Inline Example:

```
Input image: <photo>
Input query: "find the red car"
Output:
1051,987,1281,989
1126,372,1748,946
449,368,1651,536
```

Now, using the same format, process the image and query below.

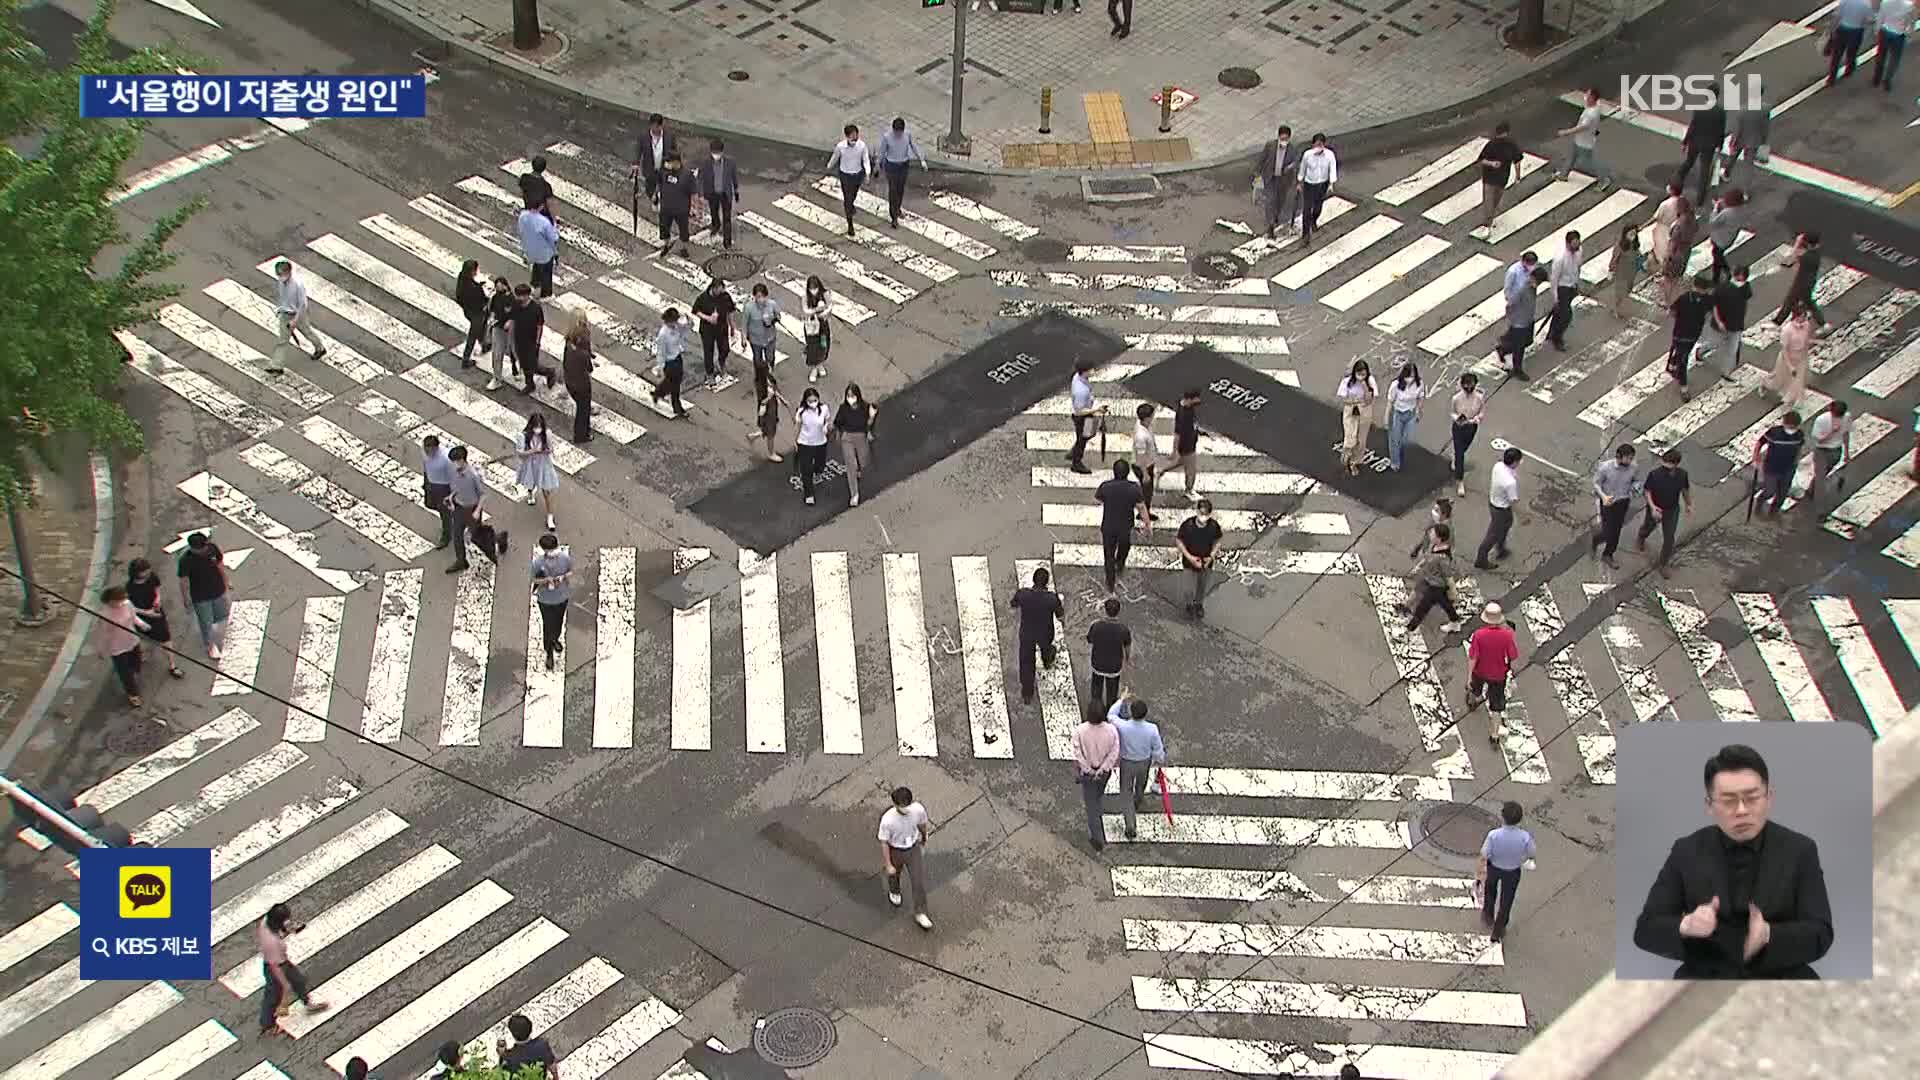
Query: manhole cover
1416,802,1500,859
1192,251,1247,281
1218,66,1262,90
106,720,173,756
727,69,750,81
703,252,759,281
1086,176,1158,197
753,1006,836,1067
1019,237,1073,263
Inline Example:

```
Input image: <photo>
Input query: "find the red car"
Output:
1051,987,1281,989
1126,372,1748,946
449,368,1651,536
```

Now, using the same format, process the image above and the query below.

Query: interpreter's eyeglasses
1711,792,1767,811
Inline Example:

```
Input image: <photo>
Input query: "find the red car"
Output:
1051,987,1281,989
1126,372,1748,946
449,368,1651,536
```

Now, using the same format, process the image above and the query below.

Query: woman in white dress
516,411,560,531
1645,180,1684,271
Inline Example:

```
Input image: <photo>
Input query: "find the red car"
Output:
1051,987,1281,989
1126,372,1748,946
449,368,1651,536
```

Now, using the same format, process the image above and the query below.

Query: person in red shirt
1466,602,1522,744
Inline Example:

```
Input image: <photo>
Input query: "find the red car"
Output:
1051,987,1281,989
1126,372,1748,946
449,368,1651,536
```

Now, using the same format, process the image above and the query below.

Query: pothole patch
1019,237,1073,263
1192,251,1248,281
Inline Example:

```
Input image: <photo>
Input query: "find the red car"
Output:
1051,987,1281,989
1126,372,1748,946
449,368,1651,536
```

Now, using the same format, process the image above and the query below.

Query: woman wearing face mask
794,388,832,505
1409,497,1453,558
1385,361,1423,472
833,383,878,507
516,412,561,531
755,372,789,464
125,558,184,680
1335,360,1377,476
454,259,489,369
485,276,516,391
802,275,832,382
1132,402,1158,530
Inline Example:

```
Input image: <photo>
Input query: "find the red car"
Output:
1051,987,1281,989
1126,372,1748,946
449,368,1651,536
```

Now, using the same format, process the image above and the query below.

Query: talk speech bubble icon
119,867,171,919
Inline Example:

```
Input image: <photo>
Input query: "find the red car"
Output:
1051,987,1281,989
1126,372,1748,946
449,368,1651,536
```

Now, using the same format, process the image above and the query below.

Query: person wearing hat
1466,602,1522,745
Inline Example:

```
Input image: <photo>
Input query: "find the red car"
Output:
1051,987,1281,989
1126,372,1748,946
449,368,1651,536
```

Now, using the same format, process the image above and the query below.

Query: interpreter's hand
1678,896,1719,939
1744,904,1771,960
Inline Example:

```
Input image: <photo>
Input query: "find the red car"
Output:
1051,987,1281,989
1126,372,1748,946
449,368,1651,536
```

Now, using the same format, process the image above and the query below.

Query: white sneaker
805,495,816,505
1440,620,1465,632
914,913,933,930
526,493,537,506
207,644,222,661
850,494,860,507
545,514,556,531
888,891,902,907
485,379,503,390
1456,480,1466,496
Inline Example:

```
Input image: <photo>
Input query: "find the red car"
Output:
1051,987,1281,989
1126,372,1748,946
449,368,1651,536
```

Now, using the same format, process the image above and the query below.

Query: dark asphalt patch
689,311,1129,552
1124,344,1450,517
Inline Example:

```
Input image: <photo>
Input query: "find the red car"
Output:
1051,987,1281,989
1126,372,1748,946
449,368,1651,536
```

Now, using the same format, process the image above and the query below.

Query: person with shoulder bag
562,313,595,444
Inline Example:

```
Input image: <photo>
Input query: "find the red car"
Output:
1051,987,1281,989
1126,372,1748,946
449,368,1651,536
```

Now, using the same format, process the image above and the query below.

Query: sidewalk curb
349,0,1673,181
1496,705,1920,1079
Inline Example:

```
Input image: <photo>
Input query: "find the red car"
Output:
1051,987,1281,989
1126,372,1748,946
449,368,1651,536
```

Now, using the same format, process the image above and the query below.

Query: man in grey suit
1255,124,1304,237
696,137,741,249
1724,93,1771,191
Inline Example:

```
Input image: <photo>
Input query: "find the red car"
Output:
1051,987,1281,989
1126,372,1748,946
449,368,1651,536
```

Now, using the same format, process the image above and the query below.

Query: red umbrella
1157,768,1174,825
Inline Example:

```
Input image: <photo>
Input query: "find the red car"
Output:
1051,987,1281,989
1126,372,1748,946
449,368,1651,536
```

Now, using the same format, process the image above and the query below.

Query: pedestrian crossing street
991,135,1920,576
0,750,740,1080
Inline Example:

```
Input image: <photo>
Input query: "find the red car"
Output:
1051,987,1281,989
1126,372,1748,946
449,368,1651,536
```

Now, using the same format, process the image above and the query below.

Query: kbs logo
1618,74,1764,112
119,866,171,919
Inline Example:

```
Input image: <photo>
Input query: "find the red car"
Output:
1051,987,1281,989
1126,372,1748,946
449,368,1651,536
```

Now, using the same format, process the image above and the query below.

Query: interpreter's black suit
1632,820,1832,979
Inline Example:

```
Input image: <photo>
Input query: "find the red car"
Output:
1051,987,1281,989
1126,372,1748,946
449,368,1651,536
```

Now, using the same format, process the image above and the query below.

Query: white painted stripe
1448,578,1549,783
762,263,877,325
772,193,957,282
211,809,409,944
1041,504,1348,535
0,959,84,1035
1743,265,1869,352
812,176,997,258
107,1019,235,1080
203,279,387,385
156,303,333,409
1520,589,1615,785
409,192,580,285
1026,427,1268,458
1368,254,1501,335
423,957,625,1080
285,595,343,741
278,879,513,1038
240,442,434,562
1885,600,1920,675
739,210,915,304
1525,315,1658,406
1721,401,1899,505
0,982,181,1080
439,558,495,747
1659,588,1762,722
1226,197,1356,265
1375,140,1483,205
1114,765,1452,801
1857,332,1920,397
1125,918,1500,965
1483,172,1594,243
1883,519,1920,569
1584,582,1679,723
1812,595,1906,736
739,551,786,753
1322,234,1450,311
1576,355,1671,430
1032,466,1313,494
671,595,712,752
362,568,424,743
504,159,699,248
1122,332,1290,355
547,292,692,418
295,417,427,507
1365,575,1473,779
1734,592,1835,723
1167,303,1283,326
0,906,77,974
1642,363,1768,448
588,547,638,749
399,365,595,472
115,140,238,202
25,707,256,850
1823,452,1918,540
1110,865,1472,907
1423,154,1547,225
951,556,1014,759
996,269,1270,295
1812,288,1920,375
1012,558,1079,760
456,175,632,266
1108,813,1406,847
255,258,442,361
327,918,568,1072
1142,1034,1511,1079
1417,289,1510,357
117,331,281,436
1055,543,1361,576
1000,298,1164,321
1540,188,1649,263
1133,974,1527,1027
126,741,305,848
812,552,863,755
522,587,567,751
884,552,938,757
1271,215,1402,288
556,996,683,1080
208,778,360,882
926,188,1037,240
1070,244,1187,263
178,471,362,593
354,390,523,495
1772,43,1881,118
233,1066,292,1080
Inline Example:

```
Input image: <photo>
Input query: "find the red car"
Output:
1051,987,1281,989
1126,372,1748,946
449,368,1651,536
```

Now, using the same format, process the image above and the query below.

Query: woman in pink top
93,586,149,708
1466,602,1522,744
1071,702,1122,851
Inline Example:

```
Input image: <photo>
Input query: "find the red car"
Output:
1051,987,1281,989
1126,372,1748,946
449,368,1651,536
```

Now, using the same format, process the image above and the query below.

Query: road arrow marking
142,0,220,27
1489,436,1576,477
1215,219,1254,236
164,529,255,569
1726,20,1815,69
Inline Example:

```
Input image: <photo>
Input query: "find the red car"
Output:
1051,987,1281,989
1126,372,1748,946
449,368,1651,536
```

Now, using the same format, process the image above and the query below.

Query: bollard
1158,85,1174,133
1040,86,1053,134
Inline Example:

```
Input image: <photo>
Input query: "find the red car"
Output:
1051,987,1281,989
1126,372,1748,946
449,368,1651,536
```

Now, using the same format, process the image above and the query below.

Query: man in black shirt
176,532,230,659
497,1014,561,1077
508,285,555,394
1636,448,1691,574
691,278,737,378
1476,121,1524,233
1700,264,1751,379
519,154,554,222
1770,231,1828,328
1095,459,1142,593
1175,498,1224,618
657,153,696,257
1086,597,1131,712
1667,273,1715,401
1753,410,1806,516
1009,566,1067,703
1170,388,1201,500
1675,104,1725,207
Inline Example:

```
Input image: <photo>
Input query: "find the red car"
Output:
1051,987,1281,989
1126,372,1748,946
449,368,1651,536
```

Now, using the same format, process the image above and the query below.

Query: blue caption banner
78,847,213,981
79,74,428,119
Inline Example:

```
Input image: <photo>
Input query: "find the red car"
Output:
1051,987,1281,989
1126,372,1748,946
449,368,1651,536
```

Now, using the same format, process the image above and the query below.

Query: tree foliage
0,0,204,506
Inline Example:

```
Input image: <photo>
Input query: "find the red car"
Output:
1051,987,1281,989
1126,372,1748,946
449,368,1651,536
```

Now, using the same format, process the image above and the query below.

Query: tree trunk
1514,0,1547,47
512,0,543,51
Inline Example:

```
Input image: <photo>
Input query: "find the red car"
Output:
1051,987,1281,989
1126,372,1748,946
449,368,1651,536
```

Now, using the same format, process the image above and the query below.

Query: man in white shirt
1555,86,1607,185
826,123,872,236
1875,0,1915,91
1296,132,1338,247
1807,400,1853,513
1067,358,1102,474
878,786,934,930
1474,447,1523,569
1545,231,1583,350
270,259,327,372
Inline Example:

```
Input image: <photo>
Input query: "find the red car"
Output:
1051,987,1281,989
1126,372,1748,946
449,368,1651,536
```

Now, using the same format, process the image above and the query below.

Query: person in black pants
1770,232,1828,328
691,277,737,379
1094,459,1141,593
695,138,739,249
1107,0,1132,37
561,317,594,444
507,286,555,394
1009,567,1066,704
1406,525,1463,633
1637,449,1691,576
656,153,695,257
1589,443,1638,569
1753,412,1807,516
1085,597,1130,713
1674,104,1725,208
1449,373,1484,497
454,259,489,369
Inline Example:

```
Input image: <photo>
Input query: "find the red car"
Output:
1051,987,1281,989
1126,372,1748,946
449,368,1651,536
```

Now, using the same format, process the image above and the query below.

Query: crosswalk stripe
295,417,427,506
590,548,638,749
240,442,435,561
1885,599,1920,671
926,188,1037,240
0,981,181,1080
178,472,364,593
399,365,596,472
525,573,567,749
761,262,877,325
1422,154,1548,226
363,568,425,743
1811,596,1905,736
738,210,916,304
327,917,568,1073
505,159,701,248
1132,974,1528,1027
1272,216,1403,289
1054,543,1362,576
1169,303,1283,326
118,331,282,436
772,193,958,282
1001,298,1163,321
1365,575,1473,780
440,559,496,747
1069,244,1186,263
1375,140,1483,205
1811,288,1920,375
1484,172,1595,243
1856,331,1920,397
1524,316,1658,405
1122,332,1291,354
811,177,997,258
354,390,524,495
424,957,625,1079
1040,504,1347,535
107,1018,234,1080
1539,188,1648,264
212,809,410,944
234,1066,291,1080
1108,813,1407,847
1368,253,1501,336
0,906,77,974
1032,465,1312,494
278,879,513,1039
1659,588,1761,722
1581,223,1657,286
1417,288,1509,357
456,175,632,267
993,268,1270,295
1720,402,1898,505
1323,234,1450,311
1823,452,1917,540
1025,429,1265,457
884,552,939,757
1585,583,1678,723
1142,1034,1512,1079
407,191,582,287
1227,196,1356,265
740,551,787,753
156,303,334,409
0,959,85,1035
811,552,864,755
123,742,306,850
1733,592,1836,723
258,258,442,362
544,293,687,416
1575,353,1672,431
1450,579,1548,782
952,556,1014,759
1116,765,1453,801
1124,917,1501,964
1642,363,1768,448
286,595,343,741
670,564,713,752
208,777,360,881
1012,559,1079,760
556,995,683,1079
1110,865,1473,907
203,279,387,384
1519,589,1615,784
1883,519,1920,569
1743,265,1868,351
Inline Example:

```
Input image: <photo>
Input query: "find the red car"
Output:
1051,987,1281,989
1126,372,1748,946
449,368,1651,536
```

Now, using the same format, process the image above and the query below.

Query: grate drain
753,1006,837,1067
